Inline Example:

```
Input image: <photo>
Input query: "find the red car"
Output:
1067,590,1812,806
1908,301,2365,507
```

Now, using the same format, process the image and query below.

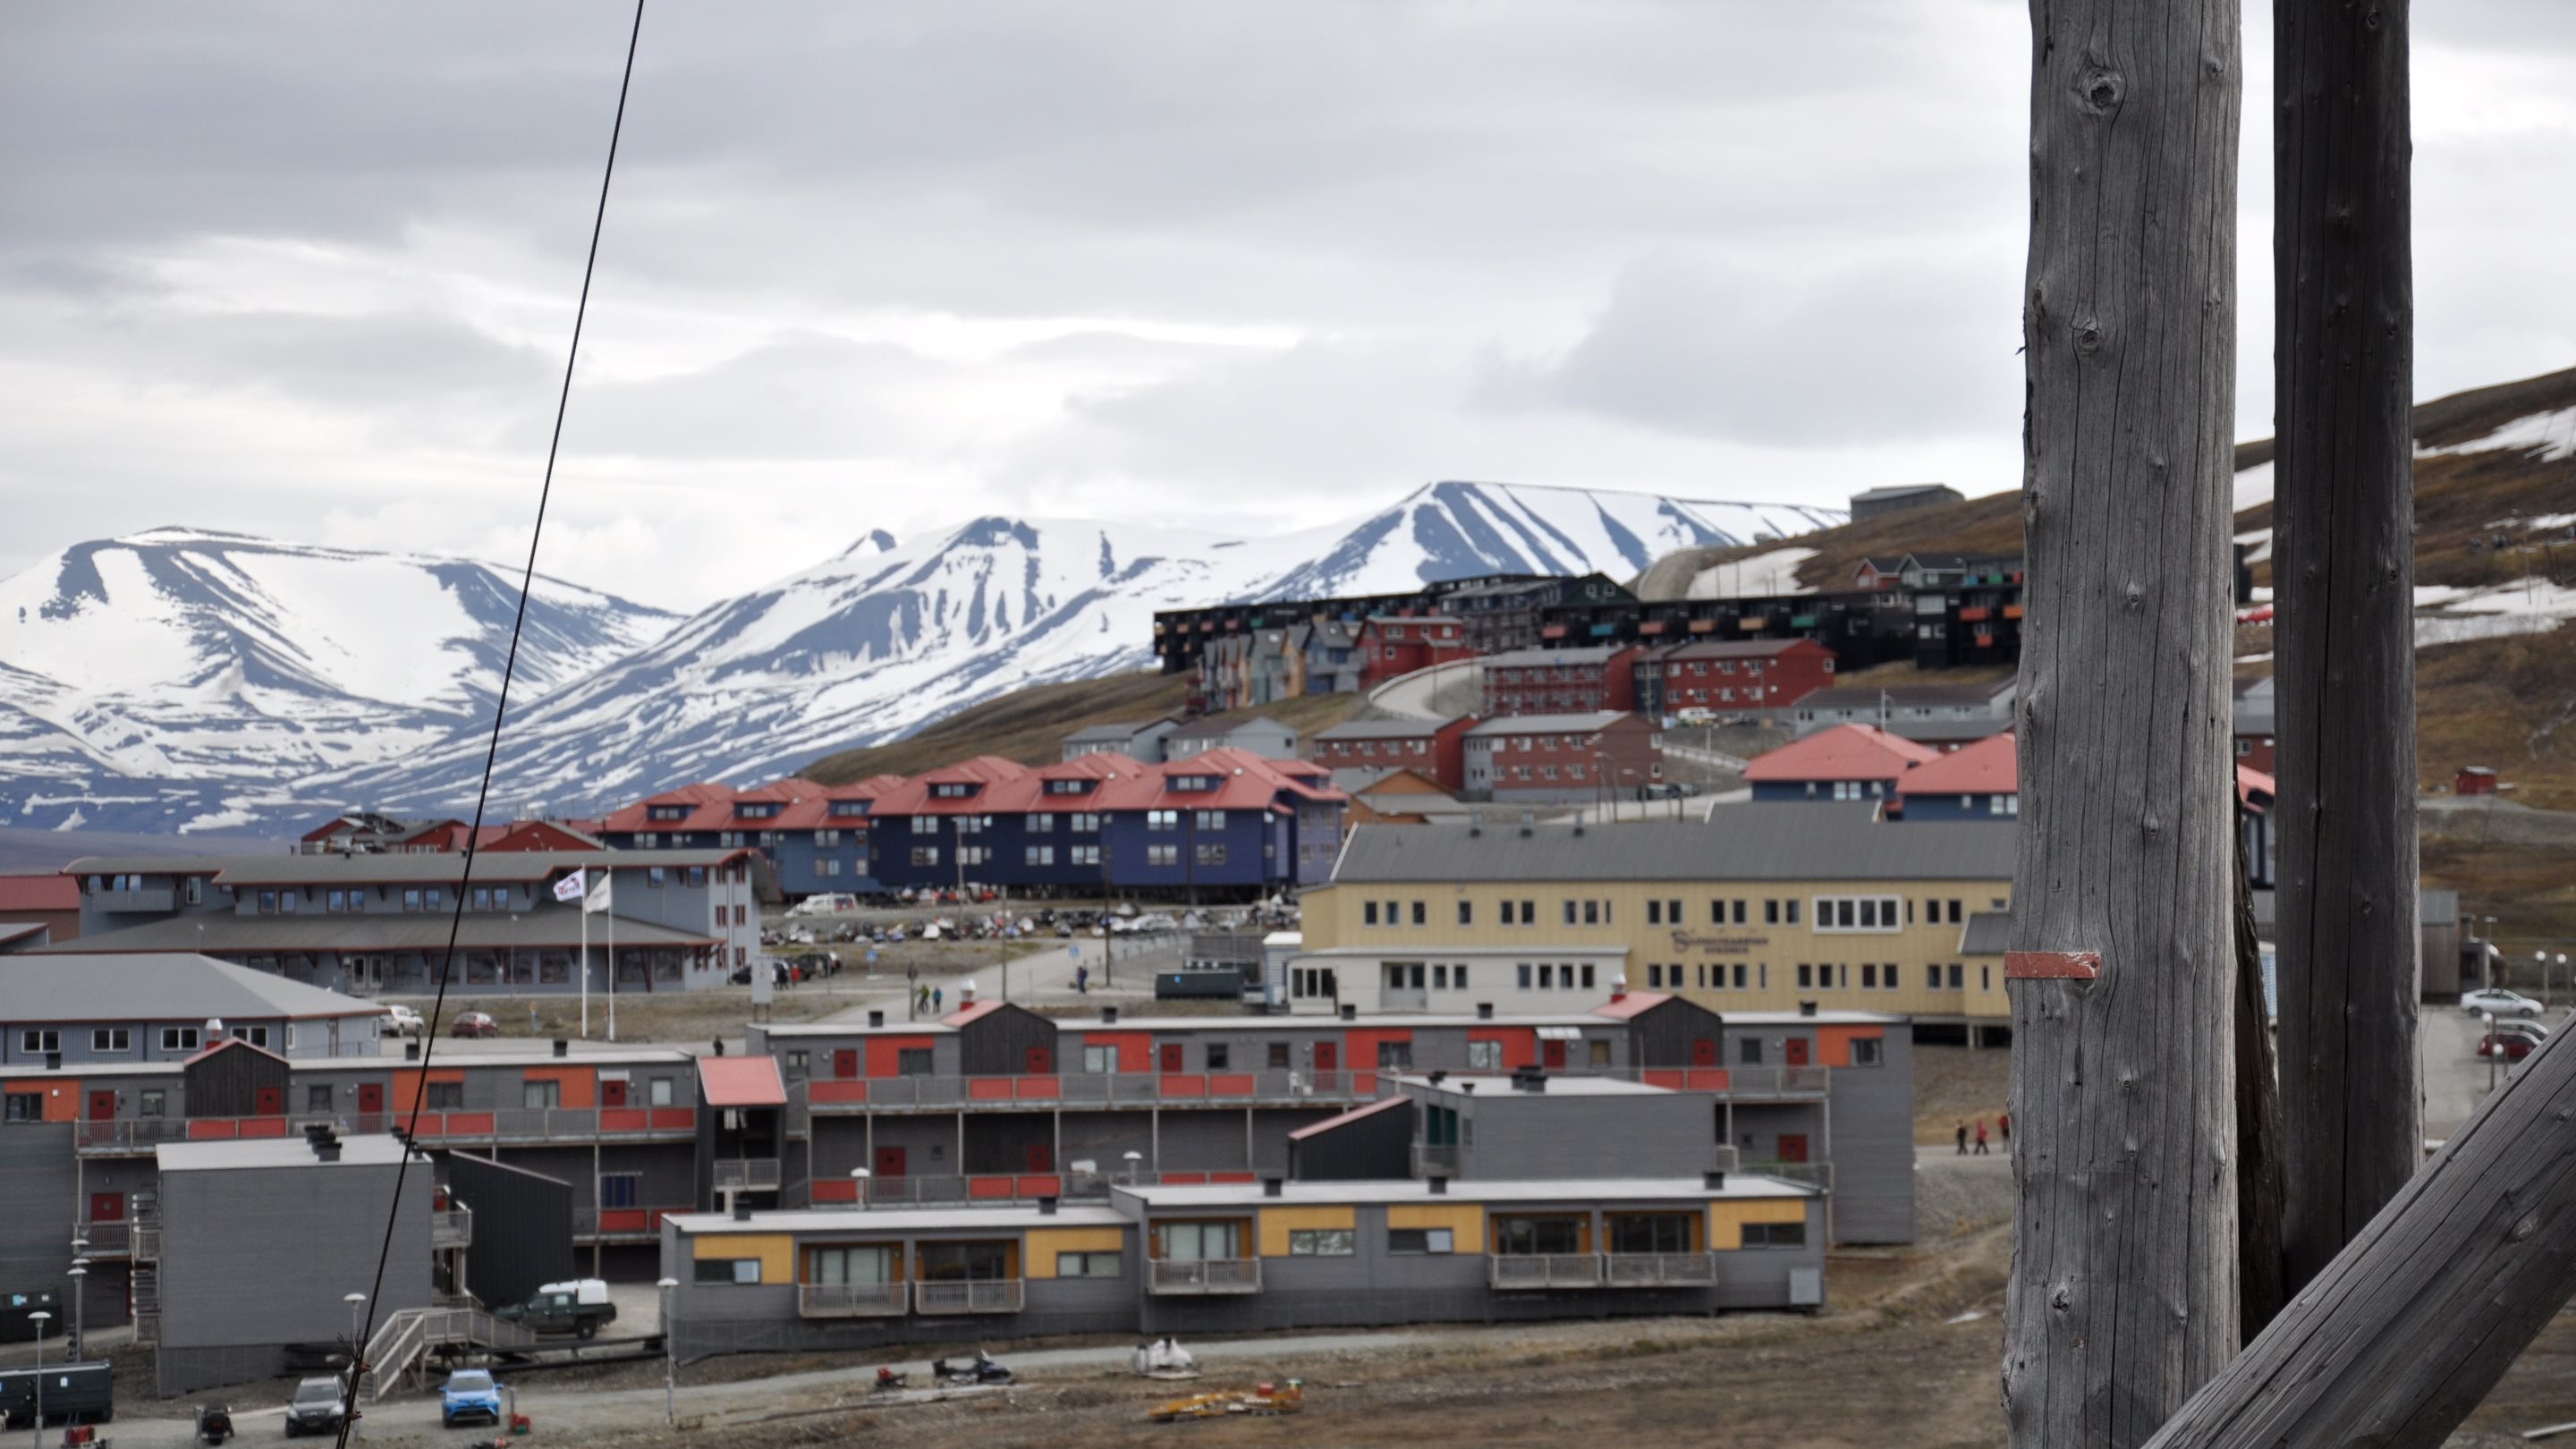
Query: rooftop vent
1461,1080,1477,1095
1610,977,1628,1001
868,1010,885,1029
1339,1004,1358,1021
1798,1000,1818,1018
1263,1177,1284,1199
1476,1002,1494,1020
1102,1005,1120,1024
1704,1170,1727,1191
733,1198,752,1222
1038,1195,1060,1216
1429,1177,1449,1195
404,1041,421,1062
959,979,979,1004
310,1126,342,1163
1427,1070,1447,1087
1509,1066,1547,1094
552,1038,570,1058
1519,811,1535,837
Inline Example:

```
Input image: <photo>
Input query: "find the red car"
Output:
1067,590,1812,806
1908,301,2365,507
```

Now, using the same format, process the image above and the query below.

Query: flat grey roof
1063,721,1166,742
208,849,750,885
1466,712,1631,736
1120,1175,1814,1208
1888,719,2013,744
1170,716,1290,739
63,855,232,876
1479,645,1627,667
1795,682,2011,712
1408,1073,1670,1097
0,953,391,1023
158,1134,416,1173
1330,804,2016,884
1313,717,1460,741
670,1205,1131,1234
40,905,713,954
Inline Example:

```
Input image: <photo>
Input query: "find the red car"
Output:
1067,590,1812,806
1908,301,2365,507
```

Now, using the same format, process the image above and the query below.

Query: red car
450,1012,500,1038
2477,1031,2538,1062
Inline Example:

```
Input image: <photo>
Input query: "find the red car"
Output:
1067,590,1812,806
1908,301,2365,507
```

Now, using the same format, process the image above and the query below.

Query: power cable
335,4,645,1441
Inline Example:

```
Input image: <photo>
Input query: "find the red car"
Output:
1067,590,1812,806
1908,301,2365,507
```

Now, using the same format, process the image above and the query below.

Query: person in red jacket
1973,1119,1991,1155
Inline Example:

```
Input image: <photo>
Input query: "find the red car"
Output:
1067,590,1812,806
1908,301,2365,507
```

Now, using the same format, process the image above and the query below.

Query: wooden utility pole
2004,0,2241,1443
2272,0,2421,1294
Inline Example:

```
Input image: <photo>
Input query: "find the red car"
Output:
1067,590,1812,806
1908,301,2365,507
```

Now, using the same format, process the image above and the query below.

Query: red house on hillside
1355,614,1472,690
1479,644,1643,717
1309,715,1479,792
1633,638,1835,718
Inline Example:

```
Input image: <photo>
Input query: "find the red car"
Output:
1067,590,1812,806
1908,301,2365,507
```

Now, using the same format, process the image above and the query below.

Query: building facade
1309,716,1478,794
1479,645,1642,717
1632,639,1836,720
1462,713,1663,804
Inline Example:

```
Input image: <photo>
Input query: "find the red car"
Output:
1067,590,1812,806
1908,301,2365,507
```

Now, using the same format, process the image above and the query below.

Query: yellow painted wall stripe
1257,1205,1357,1258
688,1232,794,1284
1386,1203,1485,1254
1025,1226,1129,1279
1707,1198,1809,1250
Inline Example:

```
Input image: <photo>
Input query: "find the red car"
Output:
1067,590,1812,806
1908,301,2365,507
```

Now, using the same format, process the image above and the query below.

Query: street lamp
656,1277,681,1426
66,1262,85,1361
27,1311,50,1448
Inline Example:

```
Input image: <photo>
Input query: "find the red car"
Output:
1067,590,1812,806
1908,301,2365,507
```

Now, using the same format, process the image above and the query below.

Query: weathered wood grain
2143,1030,2576,1448
2272,0,2421,1296
2005,2,2243,1445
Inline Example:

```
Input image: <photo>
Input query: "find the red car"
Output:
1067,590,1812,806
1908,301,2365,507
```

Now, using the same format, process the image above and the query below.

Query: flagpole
580,881,591,1039
607,879,618,1044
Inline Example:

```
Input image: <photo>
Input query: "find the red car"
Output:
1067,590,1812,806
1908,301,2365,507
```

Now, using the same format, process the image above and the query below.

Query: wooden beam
2142,1038,2576,1448
2272,0,2421,1294
2004,0,2243,1443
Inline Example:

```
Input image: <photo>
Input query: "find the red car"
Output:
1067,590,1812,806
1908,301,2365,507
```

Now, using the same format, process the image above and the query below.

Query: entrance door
1313,1041,1337,1074
598,1079,628,1107
1158,1043,1184,1072
87,1090,116,1122
253,1085,284,1116
89,1191,125,1224
1690,1038,1718,1068
832,1049,859,1080
1777,1133,1809,1164
358,1082,386,1115
1541,1039,1566,1072
873,1146,907,1179
1025,1046,1053,1075
1025,1142,1055,1173
1784,1038,1810,1068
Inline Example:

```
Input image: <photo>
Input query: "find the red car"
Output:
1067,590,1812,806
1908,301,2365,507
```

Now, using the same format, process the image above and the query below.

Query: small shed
182,1038,292,1120
2456,766,2499,796
1285,1096,1414,1182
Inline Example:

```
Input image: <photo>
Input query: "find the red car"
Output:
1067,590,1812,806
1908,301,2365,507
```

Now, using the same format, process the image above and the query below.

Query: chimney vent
1339,1004,1357,1021
1798,1000,1818,1018
1428,1177,1449,1195
1038,1195,1060,1216
1427,1070,1447,1086
1704,1170,1727,1191
315,1141,342,1164
1610,977,1627,1001
1476,1002,1494,1020
1262,1177,1284,1198
733,1198,752,1222
1102,1005,1120,1023
552,1038,569,1059
868,1010,885,1029
1510,1066,1547,1093
405,1041,422,1061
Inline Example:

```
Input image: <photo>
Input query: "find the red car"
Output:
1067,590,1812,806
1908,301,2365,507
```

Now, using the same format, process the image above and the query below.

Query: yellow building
1303,803,2016,1037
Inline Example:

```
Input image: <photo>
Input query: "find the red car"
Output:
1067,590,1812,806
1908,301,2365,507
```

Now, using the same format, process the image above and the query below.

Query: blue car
440,1369,504,1428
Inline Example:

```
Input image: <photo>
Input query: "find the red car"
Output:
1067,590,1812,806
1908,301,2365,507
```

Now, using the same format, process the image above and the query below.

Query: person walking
1075,963,1089,996
1974,1119,1991,1155
916,983,929,1014
2000,1111,2012,1148
932,986,943,1013
1955,1121,1968,1155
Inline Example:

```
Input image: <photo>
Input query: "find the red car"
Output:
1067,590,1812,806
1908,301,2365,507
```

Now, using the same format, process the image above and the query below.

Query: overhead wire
335,3,647,1442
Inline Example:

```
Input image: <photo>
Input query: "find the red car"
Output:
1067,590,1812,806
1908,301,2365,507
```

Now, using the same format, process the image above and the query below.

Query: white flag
552,869,587,905
584,872,614,915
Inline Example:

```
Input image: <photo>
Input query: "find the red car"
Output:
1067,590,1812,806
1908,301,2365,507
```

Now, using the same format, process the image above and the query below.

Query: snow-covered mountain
0,529,677,831
0,484,1835,831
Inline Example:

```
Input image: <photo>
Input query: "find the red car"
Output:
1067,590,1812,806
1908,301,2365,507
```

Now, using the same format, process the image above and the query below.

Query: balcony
801,1069,1381,1113
92,887,174,913
914,1279,1024,1316
1380,987,1428,1013
797,1283,907,1318
1604,1253,1717,1288
572,1206,686,1241
713,1157,783,1193
431,1204,473,1250
1411,1143,1460,1177
1488,1254,1605,1290
75,1219,133,1257
1148,1258,1262,1295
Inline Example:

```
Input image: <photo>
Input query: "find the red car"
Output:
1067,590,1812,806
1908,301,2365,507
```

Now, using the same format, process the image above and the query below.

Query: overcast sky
3,2,2570,613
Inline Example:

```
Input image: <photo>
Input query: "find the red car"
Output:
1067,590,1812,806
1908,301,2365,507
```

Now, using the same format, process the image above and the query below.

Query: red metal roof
697,1056,788,1108
1741,724,1941,784
1285,1094,1409,1140
941,999,1007,1028
1589,989,1676,1021
183,1035,291,1069
1894,730,2018,798
0,874,79,913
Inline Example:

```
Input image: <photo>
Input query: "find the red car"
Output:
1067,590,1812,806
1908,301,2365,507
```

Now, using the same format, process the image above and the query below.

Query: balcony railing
431,1204,473,1250
92,887,174,913
74,1106,700,1156
914,1279,1023,1315
1604,1252,1717,1287
74,1219,132,1257
1379,988,1428,1012
571,1205,687,1241
1148,1258,1262,1295
1488,1254,1605,1290
1411,1143,1460,1177
714,1157,783,1192
797,1283,907,1318
797,1063,1830,1114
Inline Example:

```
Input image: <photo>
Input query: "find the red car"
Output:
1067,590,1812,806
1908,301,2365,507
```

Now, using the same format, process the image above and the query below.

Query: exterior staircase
359,1307,538,1402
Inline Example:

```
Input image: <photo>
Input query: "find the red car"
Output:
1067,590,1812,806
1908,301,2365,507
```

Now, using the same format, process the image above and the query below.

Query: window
805,1244,896,1285
687,866,709,887
1388,1226,1455,1255
1457,901,1473,926
1539,964,1554,989
426,1081,465,1109
1468,1040,1502,1071
1072,844,1102,867
1148,809,1178,831
648,868,669,888
184,877,205,905
911,847,940,868
1084,1045,1118,1073
1735,963,1750,989
1148,844,1179,867
1028,813,1055,834
1742,1221,1808,1249
1363,902,1379,926
307,1084,335,1113
783,1050,809,1079
3,1094,39,1123
1156,1221,1242,1260
1268,1042,1292,1070
649,1077,676,1106
1194,810,1226,830
1072,813,1102,833
896,1048,934,1076
230,1026,269,1047
1206,1044,1230,1071
1288,1229,1355,1256
91,1028,130,1053
1194,843,1225,866
1796,965,1812,989
1928,964,1945,989
1056,1250,1123,1277
21,1029,60,1054
1815,895,1902,933
1377,1039,1413,1070
1740,1038,1764,1065
1456,964,1470,990
695,1258,762,1285
1861,963,1877,989
160,1027,201,1053
1024,845,1055,868
139,1089,165,1117
1852,1037,1885,1066
1410,900,1425,926
523,1080,562,1110
1646,964,1662,988
1949,963,1965,989
911,817,936,835
1518,963,1532,989
1765,900,1780,925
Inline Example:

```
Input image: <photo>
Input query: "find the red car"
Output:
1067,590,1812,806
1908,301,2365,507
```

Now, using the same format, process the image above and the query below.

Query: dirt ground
1911,1044,2011,1146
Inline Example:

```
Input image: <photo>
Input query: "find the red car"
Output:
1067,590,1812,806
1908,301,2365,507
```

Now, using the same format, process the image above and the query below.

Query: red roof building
1354,614,1473,690
697,1056,789,1108
0,873,81,945
1743,724,1940,802
1633,638,1836,719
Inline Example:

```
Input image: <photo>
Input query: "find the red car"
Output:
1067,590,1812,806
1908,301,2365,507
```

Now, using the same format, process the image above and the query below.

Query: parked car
2477,1031,2539,1062
2492,1018,2551,1042
439,1370,504,1428
382,1004,424,1038
494,1279,618,1340
2462,988,2546,1019
282,1377,345,1437
449,1012,499,1039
